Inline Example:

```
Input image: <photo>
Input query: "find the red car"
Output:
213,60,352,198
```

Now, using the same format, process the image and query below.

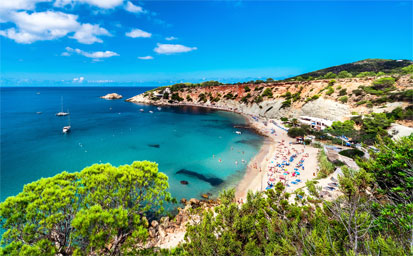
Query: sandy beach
235,116,320,201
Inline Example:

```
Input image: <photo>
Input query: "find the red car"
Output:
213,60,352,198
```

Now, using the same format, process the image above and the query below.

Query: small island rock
100,93,123,100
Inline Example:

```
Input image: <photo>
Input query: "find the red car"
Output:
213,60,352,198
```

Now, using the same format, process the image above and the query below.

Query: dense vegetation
0,161,173,256
181,136,412,255
287,59,412,81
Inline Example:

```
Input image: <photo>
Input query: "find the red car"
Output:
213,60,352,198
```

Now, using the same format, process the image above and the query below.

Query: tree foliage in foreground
0,161,173,256
357,135,413,245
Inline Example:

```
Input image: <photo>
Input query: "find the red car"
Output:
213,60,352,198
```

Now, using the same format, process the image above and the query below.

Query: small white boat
62,111,71,133
63,125,71,133
157,107,162,111
149,111,154,114
235,131,242,135
139,109,144,112
56,112,69,116
36,112,42,114
56,97,69,116
36,92,40,95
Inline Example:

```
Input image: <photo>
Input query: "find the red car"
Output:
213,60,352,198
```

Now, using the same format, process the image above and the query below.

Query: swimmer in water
235,161,238,165
219,158,222,162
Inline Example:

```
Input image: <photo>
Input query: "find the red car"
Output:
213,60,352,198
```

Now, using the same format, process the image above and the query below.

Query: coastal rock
151,220,159,228
149,228,156,238
180,198,187,204
100,93,123,100
160,216,170,228
158,227,167,238
189,198,200,205
201,194,209,199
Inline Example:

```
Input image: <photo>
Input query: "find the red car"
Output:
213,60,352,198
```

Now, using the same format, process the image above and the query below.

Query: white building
298,116,333,131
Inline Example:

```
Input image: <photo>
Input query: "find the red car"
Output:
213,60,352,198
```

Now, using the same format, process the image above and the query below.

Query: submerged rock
176,169,223,186
100,93,123,100
148,144,160,148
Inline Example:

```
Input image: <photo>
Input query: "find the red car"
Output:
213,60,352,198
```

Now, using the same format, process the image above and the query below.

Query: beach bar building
298,116,333,131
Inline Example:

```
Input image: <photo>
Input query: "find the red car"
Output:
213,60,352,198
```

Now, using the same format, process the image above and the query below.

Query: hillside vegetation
128,60,413,128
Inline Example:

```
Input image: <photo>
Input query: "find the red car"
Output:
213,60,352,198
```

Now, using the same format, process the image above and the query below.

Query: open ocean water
0,87,264,204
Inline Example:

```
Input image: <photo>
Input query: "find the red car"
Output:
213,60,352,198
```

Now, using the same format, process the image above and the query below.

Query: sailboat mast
61,96,64,112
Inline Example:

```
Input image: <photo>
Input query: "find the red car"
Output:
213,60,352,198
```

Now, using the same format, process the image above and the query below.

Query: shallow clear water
1,87,263,203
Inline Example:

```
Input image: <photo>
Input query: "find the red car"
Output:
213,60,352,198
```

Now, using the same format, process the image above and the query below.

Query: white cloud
154,43,197,55
125,28,151,38
73,76,85,83
0,11,110,44
165,36,177,41
65,47,119,59
125,1,144,13
54,0,123,9
71,24,111,44
138,56,153,60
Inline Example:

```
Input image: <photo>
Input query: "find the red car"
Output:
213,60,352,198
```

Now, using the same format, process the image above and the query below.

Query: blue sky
0,0,412,86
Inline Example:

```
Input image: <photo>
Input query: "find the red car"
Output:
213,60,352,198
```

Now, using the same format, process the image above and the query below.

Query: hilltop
127,59,413,126
287,58,412,80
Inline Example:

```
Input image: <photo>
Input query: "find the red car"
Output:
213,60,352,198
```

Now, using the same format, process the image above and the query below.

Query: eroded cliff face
127,76,412,122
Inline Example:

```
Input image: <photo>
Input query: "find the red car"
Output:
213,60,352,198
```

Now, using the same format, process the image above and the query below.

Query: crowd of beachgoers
235,116,340,202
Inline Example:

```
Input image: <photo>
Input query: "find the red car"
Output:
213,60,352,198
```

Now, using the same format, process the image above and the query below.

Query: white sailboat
63,113,71,133
56,97,69,116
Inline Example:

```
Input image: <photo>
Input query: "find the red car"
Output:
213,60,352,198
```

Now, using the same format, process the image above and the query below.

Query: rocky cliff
127,75,412,123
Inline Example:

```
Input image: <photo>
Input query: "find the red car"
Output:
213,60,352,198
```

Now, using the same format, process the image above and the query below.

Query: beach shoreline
126,99,321,201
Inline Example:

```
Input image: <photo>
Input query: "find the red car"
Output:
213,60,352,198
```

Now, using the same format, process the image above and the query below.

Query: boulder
201,194,209,199
158,227,167,238
175,214,183,225
148,227,156,238
160,216,169,228
151,220,159,228
100,93,123,100
180,198,187,204
189,198,200,205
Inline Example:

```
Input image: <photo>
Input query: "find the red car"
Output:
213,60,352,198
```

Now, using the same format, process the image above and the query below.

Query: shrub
372,77,395,90
224,92,234,100
356,71,376,78
287,127,306,138
281,99,291,108
328,79,336,86
171,93,184,101
338,88,347,96
186,95,193,102
339,96,348,103
163,92,169,99
376,71,385,76
339,149,364,159
338,70,352,78
352,89,363,96
254,95,263,104
262,88,273,98
317,150,335,178
325,86,334,95
254,86,263,91
198,93,207,102
244,85,251,92
401,64,413,74
324,72,337,79
305,94,320,102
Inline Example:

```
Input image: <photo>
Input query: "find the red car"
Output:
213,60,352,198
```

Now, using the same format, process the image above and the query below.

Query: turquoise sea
0,87,264,203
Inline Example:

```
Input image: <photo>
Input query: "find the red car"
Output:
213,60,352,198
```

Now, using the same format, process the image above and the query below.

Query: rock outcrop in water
100,93,123,100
